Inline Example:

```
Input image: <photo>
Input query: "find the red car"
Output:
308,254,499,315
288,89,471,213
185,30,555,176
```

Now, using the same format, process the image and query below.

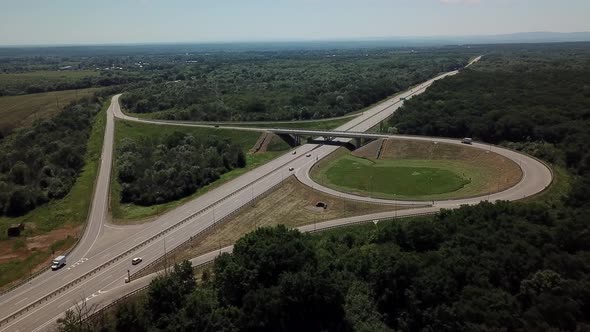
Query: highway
0,55,550,331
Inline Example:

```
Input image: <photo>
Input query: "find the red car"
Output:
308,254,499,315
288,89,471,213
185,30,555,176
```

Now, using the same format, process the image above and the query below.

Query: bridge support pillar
276,133,301,147
354,137,362,149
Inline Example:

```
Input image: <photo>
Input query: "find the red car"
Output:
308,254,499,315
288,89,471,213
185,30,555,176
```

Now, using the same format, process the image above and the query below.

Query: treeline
0,73,142,97
116,131,246,206
120,52,469,121
61,203,589,331
0,97,102,216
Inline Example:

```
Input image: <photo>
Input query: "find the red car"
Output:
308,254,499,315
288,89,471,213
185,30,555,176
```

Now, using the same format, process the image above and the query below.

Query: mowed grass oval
324,157,470,197
311,138,523,201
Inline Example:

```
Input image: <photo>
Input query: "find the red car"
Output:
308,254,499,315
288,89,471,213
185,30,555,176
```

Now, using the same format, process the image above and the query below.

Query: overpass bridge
265,128,390,148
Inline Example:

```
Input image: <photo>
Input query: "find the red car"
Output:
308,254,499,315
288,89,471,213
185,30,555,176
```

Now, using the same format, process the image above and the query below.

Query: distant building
59,66,73,70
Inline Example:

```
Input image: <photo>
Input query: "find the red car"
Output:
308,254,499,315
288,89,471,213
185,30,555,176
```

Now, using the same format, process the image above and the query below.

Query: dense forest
61,205,589,332
0,96,102,216
120,51,469,121
116,131,246,206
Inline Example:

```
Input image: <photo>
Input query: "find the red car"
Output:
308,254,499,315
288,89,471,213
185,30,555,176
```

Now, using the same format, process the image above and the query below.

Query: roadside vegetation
116,131,246,206
111,121,288,221
0,98,109,289
0,97,103,217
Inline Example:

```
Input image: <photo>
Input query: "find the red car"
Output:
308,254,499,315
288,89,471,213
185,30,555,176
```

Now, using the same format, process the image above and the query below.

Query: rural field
311,139,523,201
0,87,100,131
0,70,99,85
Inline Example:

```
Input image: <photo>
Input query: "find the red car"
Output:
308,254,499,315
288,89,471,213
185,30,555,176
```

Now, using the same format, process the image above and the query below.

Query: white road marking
13,297,28,306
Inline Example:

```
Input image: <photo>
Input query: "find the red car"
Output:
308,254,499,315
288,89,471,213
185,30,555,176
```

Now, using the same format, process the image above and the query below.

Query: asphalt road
0,55,550,332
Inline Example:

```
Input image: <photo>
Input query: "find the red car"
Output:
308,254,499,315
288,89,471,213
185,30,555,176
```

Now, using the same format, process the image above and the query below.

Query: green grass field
312,154,507,201
111,120,288,221
0,88,101,131
324,157,470,196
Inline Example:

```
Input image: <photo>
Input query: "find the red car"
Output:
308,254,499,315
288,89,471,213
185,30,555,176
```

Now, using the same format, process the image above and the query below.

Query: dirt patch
249,132,279,154
138,176,411,276
0,225,80,264
352,139,384,159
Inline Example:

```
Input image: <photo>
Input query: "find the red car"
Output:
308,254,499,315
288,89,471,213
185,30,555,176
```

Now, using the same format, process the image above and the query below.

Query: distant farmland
0,70,99,87
0,88,100,131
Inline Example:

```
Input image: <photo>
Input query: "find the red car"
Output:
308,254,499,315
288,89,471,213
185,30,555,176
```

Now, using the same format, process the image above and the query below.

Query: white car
288,167,294,171
292,151,297,155
306,153,311,157
131,257,143,265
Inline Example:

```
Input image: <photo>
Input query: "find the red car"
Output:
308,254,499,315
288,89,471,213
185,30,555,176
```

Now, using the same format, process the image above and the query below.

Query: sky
0,0,589,45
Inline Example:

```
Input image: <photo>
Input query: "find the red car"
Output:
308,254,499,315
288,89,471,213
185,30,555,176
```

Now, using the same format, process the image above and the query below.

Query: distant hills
1,32,589,55
439,31,590,44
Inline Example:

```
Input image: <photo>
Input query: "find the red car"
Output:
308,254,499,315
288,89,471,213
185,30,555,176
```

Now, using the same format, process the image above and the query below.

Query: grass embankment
521,165,571,206
139,176,405,275
0,88,101,131
311,139,523,201
111,121,289,222
0,98,109,289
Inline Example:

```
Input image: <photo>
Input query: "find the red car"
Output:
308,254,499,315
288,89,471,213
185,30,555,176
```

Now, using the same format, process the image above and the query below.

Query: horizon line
1,31,590,48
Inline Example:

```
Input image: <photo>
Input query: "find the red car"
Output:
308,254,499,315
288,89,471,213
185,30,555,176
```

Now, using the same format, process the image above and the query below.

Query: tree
55,297,101,332
146,261,196,328
214,226,315,306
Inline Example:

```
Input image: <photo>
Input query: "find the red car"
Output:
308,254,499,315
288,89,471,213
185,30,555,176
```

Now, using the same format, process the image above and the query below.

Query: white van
51,255,66,270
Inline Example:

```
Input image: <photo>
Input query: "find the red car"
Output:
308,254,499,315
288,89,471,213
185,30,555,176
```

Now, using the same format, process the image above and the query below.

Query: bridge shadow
307,138,357,150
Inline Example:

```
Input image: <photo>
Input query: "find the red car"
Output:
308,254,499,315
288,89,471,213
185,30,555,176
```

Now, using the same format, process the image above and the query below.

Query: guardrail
305,211,436,234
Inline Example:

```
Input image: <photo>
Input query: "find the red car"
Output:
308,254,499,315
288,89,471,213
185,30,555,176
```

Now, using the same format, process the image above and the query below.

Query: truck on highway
51,255,66,270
